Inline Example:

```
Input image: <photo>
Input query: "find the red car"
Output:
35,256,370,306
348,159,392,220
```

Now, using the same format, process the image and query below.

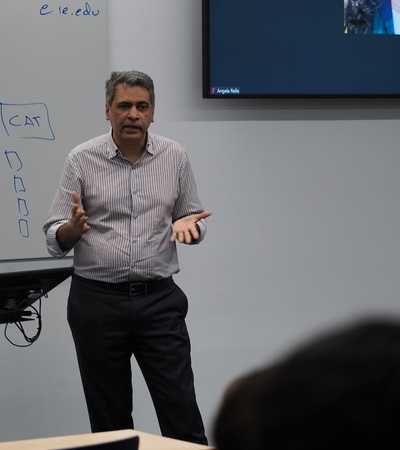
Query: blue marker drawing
3,150,31,239
40,2,100,16
13,175,27,193
18,198,29,216
0,102,55,140
4,150,23,171
18,219,30,238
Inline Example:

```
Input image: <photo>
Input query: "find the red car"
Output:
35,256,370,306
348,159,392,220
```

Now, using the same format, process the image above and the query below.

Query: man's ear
105,103,110,120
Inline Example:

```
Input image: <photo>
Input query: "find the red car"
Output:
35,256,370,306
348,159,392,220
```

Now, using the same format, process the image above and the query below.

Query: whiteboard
0,0,108,262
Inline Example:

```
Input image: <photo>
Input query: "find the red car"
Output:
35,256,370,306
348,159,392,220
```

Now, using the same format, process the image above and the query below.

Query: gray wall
1,0,400,444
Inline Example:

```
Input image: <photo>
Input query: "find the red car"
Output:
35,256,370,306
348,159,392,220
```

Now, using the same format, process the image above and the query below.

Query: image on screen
344,0,400,35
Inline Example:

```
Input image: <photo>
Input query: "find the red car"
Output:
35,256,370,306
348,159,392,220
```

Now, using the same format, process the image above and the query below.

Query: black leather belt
73,274,173,295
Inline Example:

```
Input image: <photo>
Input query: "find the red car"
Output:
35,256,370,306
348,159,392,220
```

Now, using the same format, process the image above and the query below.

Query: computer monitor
0,266,74,324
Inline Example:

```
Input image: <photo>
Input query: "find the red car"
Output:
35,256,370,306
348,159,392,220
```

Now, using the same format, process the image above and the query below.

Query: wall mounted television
202,0,400,98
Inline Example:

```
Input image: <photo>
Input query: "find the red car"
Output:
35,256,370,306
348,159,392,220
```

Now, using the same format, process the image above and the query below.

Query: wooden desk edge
0,429,215,450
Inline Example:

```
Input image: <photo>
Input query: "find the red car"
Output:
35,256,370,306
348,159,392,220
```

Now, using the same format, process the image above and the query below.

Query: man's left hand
170,211,212,244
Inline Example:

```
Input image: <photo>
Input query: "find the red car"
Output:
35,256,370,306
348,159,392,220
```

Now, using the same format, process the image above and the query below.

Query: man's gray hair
105,70,155,107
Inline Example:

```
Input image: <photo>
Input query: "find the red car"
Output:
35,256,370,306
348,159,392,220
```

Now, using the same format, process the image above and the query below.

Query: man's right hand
56,191,90,251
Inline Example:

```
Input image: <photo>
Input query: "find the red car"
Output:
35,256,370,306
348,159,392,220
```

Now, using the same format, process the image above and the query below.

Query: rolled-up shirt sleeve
45,221,72,257
194,217,207,244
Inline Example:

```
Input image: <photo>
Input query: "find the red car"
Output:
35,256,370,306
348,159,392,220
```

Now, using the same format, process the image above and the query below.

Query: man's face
106,84,154,148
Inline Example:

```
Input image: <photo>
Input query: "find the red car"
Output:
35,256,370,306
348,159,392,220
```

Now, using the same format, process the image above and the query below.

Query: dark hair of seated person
213,317,400,450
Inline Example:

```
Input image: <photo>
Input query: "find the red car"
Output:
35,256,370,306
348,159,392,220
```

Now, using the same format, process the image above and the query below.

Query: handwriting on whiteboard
0,102,55,140
40,2,100,17
3,150,30,238
1,101,55,240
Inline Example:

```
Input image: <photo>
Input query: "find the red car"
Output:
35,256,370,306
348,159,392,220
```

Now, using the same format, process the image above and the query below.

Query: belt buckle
129,282,146,295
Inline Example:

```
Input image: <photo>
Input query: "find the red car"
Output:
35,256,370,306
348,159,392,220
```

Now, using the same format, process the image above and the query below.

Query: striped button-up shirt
43,130,207,282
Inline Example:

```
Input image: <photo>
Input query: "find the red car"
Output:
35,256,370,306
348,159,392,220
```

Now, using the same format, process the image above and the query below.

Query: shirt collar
106,129,155,159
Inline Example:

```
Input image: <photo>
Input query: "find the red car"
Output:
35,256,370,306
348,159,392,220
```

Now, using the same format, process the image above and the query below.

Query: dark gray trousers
67,274,207,445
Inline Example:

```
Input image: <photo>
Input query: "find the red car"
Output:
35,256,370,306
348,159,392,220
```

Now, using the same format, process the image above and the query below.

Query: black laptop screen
0,266,74,324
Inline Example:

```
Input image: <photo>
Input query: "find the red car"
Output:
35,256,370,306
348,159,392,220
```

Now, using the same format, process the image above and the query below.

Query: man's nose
128,106,139,118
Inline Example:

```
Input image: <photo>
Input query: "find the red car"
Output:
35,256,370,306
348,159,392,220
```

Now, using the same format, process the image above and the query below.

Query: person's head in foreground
213,317,400,449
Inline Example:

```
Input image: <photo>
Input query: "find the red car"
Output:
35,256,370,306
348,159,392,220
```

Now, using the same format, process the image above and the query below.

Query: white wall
1,0,400,445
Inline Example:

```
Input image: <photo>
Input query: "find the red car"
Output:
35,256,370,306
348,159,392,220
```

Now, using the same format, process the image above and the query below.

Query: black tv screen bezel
202,0,400,99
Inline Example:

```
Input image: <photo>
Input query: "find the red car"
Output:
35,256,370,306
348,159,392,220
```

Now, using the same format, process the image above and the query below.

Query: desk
0,429,215,450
